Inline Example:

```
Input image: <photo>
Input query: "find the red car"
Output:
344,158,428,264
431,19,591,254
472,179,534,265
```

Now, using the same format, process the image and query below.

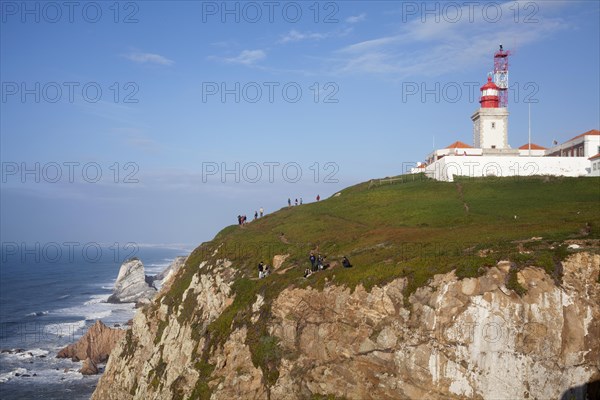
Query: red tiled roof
445,141,473,149
589,153,600,161
518,143,547,150
566,129,600,143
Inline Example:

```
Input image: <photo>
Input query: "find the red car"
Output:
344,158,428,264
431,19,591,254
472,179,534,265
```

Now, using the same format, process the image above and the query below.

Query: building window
491,122,496,129
594,163,597,170
491,145,496,149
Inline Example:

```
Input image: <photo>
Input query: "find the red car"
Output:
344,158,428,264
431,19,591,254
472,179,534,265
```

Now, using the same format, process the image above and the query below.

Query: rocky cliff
108,258,157,305
154,256,188,291
57,320,126,375
92,250,600,399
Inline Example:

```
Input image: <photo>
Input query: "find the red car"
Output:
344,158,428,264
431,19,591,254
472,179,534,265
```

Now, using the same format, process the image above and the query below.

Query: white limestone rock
153,256,187,290
107,258,156,304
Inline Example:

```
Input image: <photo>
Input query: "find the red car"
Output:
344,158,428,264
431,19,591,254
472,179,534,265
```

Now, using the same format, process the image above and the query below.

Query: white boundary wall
425,156,591,182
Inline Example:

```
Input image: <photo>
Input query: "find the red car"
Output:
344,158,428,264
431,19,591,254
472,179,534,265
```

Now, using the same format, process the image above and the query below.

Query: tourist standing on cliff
254,211,258,220
288,198,291,207
295,198,298,206
259,207,264,217
309,252,316,271
316,194,320,201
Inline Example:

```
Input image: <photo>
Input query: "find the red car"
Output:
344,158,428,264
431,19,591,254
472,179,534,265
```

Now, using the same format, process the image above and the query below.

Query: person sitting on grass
317,255,329,270
264,265,271,277
304,268,312,278
342,256,352,268
258,261,265,279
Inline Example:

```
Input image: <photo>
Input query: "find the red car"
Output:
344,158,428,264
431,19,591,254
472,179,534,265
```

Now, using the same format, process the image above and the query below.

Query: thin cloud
332,1,570,78
124,52,174,66
278,28,353,44
223,49,266,65
346,13,366,23
278,30,327,43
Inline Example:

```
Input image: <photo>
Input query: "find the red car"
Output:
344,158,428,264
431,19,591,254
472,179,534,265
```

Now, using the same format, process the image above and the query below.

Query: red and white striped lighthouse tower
471,46,510,151
479,76,500,108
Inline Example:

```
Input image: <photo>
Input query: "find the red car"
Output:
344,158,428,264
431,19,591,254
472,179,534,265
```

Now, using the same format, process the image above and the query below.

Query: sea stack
57,320,125,368
107,258,156,304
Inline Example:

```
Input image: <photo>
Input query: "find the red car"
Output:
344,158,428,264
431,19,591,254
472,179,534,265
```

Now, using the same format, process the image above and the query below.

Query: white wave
0,368,28,383
26,310,49,317
85,310,112,321
27,348,49,357
2,348,50,360
61,369,84,381
83,294,109,306
44,320,87,337
148,262,170,267
93,281,116,288
58,294,70,299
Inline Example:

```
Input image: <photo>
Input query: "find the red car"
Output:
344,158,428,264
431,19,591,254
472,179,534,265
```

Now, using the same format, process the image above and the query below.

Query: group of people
288,198,303,207
287,195,320,208
238,207,264,226
257,252,353,279
304,252,352,278
257,261,271,279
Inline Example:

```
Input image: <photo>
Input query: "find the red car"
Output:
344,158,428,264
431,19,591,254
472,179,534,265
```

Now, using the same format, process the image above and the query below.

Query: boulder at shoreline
57,320,125,369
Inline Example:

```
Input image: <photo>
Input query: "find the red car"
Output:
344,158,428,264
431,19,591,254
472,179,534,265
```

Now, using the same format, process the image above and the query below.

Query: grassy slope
156,175,600,399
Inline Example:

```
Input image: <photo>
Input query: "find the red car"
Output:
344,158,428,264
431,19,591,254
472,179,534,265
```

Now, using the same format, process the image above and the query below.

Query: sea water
0,245,189,399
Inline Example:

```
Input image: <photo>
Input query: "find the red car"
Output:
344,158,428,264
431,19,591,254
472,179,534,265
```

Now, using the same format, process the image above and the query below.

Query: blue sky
1,0,599,246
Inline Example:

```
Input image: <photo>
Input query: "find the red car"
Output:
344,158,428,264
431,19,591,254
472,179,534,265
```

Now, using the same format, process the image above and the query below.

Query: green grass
153,175,599,399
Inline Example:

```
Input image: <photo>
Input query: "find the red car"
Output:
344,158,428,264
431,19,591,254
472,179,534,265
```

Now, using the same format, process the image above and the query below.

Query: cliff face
93,252,600,400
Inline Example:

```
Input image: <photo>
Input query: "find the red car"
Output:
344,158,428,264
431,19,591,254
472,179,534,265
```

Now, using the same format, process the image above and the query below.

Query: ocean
0,245,190,399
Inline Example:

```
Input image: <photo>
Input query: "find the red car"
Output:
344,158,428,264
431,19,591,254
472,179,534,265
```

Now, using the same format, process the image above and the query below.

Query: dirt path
456,183,470,213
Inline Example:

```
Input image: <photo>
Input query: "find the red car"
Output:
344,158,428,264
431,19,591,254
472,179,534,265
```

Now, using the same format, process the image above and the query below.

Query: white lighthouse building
471,76,512,153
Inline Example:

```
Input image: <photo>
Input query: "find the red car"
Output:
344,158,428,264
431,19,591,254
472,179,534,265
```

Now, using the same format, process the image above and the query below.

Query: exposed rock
107,258,156,304
92,252,600,400
272,254,289,271
80,358,99,375
92,259,236,400
153,256,188,291
57,320,126,367
209,327,267,399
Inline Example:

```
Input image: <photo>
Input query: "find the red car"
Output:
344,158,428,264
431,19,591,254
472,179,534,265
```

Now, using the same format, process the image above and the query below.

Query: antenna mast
493,44,511,108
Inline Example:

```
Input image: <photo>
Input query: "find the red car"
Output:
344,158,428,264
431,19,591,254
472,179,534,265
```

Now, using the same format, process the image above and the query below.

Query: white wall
590,160,600,177
425,156,591,182
584,136,600,157
471,108,509,149
517,148,546,157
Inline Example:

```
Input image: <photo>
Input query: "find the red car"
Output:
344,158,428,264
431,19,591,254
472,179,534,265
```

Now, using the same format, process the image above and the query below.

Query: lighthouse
471,75,510,151
421,44,595,182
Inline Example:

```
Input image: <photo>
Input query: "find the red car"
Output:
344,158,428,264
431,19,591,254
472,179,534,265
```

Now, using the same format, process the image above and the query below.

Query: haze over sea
0,245,189,400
